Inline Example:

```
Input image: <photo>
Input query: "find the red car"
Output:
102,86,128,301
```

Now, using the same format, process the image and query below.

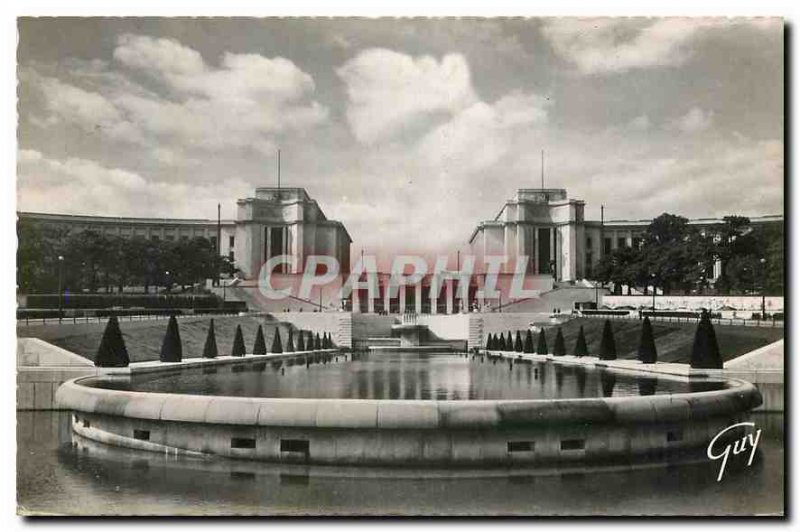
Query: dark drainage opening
507,441,534,452
83,419,91,428
280,439,310,454
133,429,150,441
231,437,256,449
560,439,585,451
667,430,683,442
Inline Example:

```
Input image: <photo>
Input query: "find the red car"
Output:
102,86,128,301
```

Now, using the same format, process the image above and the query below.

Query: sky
16,17,784,261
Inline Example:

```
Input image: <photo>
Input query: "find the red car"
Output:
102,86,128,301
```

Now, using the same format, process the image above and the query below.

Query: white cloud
417,91,549,174
29,34,328,156
542,18,724,75
337,48,477,144
674,106,714,133
17,151,250,219
114,33,205,76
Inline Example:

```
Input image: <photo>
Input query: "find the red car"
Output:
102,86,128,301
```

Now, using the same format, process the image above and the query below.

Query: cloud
337,48,477,144
416,91,549,174
17,150,250,219
542,18,726,74
674,106,714,133
114,34,206,77
28,34,328,156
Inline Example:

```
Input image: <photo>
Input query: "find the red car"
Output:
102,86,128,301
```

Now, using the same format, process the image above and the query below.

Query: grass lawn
521,317,783,364
18,315,305,363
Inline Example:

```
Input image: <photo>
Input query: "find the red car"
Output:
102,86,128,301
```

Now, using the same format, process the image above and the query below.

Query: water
17,410,784,515
85,351,726,400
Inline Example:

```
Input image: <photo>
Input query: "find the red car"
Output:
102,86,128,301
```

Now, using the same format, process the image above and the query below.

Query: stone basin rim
56,375,762,429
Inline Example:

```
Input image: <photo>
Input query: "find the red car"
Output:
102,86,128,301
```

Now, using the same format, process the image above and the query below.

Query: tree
286,329,295,352
160,315,182,362
297,329,306,351
486,334,494,351
553,328,566,356
202,319,218,359
637,316,657,364
253,325,267,355
690,311,723,369
523,330,534,353
315,332,322,350
514,331,523,352
95,315,130,367
599,320,617,360
231,324,246,357
536,330,548,355
573,326,589,357
270,328,283,354
506,331,514,351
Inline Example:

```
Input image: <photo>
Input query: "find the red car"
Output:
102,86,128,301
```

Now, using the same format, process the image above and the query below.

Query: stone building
17,186,352,281
469,188,783,283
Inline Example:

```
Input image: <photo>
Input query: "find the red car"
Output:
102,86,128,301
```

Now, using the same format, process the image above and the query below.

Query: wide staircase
490,283,608,314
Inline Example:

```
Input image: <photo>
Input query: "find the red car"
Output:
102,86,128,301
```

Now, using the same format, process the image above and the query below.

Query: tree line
593,213,783,296
17,222,236,294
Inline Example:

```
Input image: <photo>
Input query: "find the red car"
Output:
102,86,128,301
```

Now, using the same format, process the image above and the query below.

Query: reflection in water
575,368,587,395
86,351,725,401
16,411,784,516
601,371,616,398
639,378,657,396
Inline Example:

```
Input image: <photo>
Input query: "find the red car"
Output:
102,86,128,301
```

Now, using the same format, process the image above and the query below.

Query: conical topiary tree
536,329,548,355
286,328,295,352
315,332,322,350
328,332,336,349
523,330,534,353
599,319,617,361
202,319,218,359
325,332,333,349
573,325,589,357
95,315,130,367
498,333,506,351
637,316,657,364
514,331,523,352
231,324,246,357
296,329,306,351
691,311,723,369
553,328,566,356
270,328,283,354
160,315,183,362
253,324,267,355
506,332,514,351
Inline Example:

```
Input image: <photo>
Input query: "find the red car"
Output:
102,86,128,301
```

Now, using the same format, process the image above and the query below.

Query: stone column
446,280,454,315
399,284,407,314
368,287,375,314
415,283,422,314
352,286,361,314
384,277,392,314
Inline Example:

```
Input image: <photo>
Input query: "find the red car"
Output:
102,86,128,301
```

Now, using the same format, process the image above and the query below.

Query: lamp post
650,273,656,312
57,255,64,320
760,257,767,320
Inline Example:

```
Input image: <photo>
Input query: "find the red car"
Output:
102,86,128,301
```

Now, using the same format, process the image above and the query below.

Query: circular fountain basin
56,351,762,466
